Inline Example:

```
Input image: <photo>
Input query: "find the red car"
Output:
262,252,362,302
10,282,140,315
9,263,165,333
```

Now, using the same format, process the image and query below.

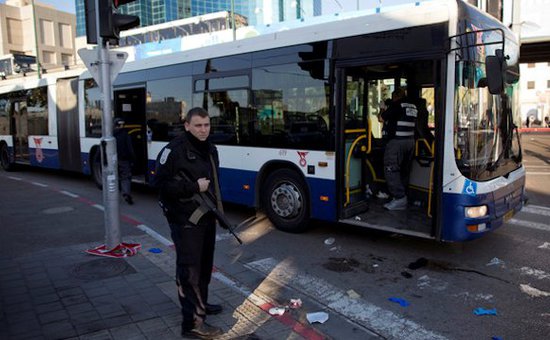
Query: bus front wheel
262,168,310,233
0,143,14,171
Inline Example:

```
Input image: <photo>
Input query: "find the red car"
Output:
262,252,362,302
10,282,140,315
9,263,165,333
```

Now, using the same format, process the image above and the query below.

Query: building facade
0,0,77,75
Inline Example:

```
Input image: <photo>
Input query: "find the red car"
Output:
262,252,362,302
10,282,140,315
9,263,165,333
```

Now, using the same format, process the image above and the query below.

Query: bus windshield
453,28,521,181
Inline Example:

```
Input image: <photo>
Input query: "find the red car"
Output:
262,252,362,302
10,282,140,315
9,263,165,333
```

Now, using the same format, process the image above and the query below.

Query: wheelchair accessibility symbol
462,179,477,197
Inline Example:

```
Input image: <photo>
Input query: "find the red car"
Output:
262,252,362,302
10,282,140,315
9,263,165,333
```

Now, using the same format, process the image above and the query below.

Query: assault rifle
177,170,243,245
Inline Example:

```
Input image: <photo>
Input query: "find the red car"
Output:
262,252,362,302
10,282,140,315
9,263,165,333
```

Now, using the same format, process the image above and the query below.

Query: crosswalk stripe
522,205,550,217
246,257,447,340
509,218,550,231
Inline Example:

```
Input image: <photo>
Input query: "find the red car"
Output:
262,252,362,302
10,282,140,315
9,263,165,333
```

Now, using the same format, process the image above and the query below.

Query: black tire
262,168,310,233
91,150,103,189
0,143,14,171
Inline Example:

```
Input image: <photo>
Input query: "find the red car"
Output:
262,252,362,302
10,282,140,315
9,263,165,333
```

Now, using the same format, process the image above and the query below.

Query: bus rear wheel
262,168,310,233
0,143,14,171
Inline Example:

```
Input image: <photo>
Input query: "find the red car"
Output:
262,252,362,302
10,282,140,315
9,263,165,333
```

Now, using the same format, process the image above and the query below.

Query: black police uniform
113,123,135,203
153,131,221,331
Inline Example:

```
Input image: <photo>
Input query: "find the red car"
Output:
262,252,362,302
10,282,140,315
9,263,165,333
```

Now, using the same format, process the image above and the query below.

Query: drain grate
70,258,136,280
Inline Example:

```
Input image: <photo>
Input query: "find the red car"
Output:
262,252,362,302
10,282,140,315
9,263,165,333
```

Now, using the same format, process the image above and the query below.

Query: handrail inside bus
415,138,434,158
427,140,435,218
344,133,366,207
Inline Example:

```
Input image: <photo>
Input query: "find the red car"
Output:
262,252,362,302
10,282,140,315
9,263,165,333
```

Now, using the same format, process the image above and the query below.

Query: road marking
538,242,550,249
31,181,48,187
246,257,447,340
522,204,550,216
136,224,173,247
59,190,79,198
509,218,550,232
211,270,326,340
7,176,22,181
92,204,104,211
519,267,550,280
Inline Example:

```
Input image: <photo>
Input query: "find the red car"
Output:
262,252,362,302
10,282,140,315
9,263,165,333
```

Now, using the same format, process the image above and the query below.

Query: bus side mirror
485,55,503,94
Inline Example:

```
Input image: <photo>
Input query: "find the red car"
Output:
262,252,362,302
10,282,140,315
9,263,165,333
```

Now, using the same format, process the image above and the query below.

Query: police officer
113,118,135,205
154,107,224,339
379,88,418,210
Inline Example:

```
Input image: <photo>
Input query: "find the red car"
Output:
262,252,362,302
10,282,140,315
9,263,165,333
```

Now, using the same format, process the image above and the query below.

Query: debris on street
306,312,329,324
388,297,410,307
268,307,286,316
473,307,497,316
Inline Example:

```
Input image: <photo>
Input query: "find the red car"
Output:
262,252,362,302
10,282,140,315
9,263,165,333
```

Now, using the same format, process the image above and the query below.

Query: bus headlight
465,205,488,218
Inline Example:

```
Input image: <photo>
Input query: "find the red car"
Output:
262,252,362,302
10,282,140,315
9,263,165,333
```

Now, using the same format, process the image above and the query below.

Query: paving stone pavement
0,173,326,340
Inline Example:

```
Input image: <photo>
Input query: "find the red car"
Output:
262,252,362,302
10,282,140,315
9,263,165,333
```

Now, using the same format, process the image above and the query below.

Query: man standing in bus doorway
379,88,418,210
113,118,135,205
153,107,224,339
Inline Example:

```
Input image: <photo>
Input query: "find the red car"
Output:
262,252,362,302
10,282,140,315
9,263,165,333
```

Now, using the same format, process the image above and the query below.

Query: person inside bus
378,88,418,210
113,118,136,205
153,107,225,339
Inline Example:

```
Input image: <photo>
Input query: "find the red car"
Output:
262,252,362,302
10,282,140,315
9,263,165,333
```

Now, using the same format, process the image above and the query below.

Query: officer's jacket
381,99,418,140
153,133,220,226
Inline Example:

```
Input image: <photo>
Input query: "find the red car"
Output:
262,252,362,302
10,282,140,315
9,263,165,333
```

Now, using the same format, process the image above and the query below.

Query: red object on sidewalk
85,242,141,258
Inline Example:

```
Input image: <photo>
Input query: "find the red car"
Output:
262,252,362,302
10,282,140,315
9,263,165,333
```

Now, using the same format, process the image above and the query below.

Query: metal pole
231,0,236,41
99,38,121,249
94,0,121,250
31,0,41,79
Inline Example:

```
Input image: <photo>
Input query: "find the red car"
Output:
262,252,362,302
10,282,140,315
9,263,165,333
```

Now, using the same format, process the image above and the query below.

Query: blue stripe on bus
306,176,337,221
147,164,337,222
219,168,256,206
29,148,59,169
82,153,91,175
441,177,525,241
219,168,337,221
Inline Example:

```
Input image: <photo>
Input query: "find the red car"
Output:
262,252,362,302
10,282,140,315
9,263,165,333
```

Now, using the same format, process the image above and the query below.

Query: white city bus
0,0,525,241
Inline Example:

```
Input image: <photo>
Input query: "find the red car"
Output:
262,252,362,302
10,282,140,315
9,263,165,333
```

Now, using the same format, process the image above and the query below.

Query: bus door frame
335,56,444,238
112,86,148,182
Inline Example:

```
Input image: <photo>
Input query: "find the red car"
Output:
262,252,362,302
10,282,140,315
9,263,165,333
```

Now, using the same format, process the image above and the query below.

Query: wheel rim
270,183,302,218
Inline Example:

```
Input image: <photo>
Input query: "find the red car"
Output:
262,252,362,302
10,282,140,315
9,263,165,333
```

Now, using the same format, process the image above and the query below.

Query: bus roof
81,0,454,79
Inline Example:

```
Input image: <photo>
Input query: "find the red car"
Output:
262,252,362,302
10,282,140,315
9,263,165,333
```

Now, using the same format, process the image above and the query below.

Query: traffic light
85,0,140,45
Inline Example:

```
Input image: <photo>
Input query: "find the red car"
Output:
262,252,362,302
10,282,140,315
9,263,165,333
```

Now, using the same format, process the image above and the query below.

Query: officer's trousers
169,217,216,329
383,138,414,199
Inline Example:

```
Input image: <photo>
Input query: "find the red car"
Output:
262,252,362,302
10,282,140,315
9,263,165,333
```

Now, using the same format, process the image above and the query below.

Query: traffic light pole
99,38,122,250
81,0,140,255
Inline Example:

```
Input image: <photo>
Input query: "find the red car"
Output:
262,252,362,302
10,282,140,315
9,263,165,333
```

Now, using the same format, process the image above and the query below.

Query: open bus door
12,99,30,164
337,60,439,239
113,87,148,183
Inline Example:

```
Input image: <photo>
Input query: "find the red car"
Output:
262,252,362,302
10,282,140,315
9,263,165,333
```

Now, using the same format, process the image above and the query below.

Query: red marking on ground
77,197,95,205
258,302,326,340
120,214,141,226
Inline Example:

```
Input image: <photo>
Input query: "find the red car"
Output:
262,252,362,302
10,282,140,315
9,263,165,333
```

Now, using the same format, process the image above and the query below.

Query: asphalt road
1,135,549,339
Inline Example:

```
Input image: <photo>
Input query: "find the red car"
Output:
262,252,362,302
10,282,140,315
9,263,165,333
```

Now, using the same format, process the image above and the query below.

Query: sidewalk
0,173,330,340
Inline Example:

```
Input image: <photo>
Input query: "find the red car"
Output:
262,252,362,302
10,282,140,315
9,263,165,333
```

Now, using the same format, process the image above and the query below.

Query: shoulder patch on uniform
159,148,171,165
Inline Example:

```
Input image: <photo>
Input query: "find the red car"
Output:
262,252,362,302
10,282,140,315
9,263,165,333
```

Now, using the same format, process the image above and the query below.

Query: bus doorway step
342,201,368,219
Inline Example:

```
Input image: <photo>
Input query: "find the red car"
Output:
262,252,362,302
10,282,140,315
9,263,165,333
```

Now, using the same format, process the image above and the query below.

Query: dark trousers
383,138,414,199
169,218,216,329
118,160,132,196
